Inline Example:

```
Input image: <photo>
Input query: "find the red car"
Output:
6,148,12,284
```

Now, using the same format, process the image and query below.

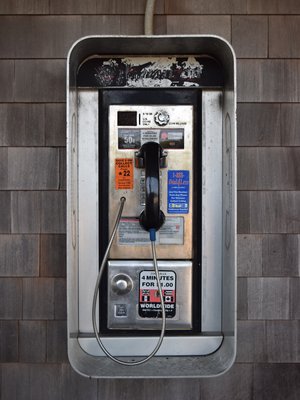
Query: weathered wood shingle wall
0,0,299,399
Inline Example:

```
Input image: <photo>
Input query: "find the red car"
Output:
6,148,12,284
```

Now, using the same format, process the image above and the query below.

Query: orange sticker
115,158,134,190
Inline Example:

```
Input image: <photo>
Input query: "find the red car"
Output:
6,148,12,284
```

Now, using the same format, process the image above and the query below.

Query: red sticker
115,158,134,190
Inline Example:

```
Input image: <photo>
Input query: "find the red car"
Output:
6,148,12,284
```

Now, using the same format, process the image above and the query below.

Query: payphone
67,35,236,378
92,90,200,364
106,102,194,330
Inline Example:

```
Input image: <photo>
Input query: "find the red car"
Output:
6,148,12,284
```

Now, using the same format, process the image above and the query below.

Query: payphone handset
106,105,193,331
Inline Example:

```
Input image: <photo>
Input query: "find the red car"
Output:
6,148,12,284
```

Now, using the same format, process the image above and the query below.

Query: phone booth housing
67,35,236,378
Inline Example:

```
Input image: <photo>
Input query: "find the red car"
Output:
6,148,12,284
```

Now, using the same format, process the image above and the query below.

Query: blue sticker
167,170,189,214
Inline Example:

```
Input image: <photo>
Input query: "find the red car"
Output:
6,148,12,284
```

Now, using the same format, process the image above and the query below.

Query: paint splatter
93,57,204,87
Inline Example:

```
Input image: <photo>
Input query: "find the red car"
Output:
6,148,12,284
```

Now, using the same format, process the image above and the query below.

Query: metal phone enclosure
67,35,237,378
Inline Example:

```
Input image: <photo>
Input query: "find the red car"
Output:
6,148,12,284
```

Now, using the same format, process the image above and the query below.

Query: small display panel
117,111,137,126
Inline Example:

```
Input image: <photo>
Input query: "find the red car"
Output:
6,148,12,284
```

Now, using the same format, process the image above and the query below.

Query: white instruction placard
118,217,184,245
141,129,160,145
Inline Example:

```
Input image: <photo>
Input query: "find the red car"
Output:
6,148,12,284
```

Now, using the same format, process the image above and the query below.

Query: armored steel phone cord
92,197,166,366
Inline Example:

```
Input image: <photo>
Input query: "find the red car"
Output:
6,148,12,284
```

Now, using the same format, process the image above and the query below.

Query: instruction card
118,217,184,245
167,170,189,214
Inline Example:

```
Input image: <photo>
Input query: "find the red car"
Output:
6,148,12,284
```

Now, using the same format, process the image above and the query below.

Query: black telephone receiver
135,141,167,232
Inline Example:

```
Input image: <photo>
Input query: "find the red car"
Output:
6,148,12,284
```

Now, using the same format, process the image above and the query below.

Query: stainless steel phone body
107,104,194,330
